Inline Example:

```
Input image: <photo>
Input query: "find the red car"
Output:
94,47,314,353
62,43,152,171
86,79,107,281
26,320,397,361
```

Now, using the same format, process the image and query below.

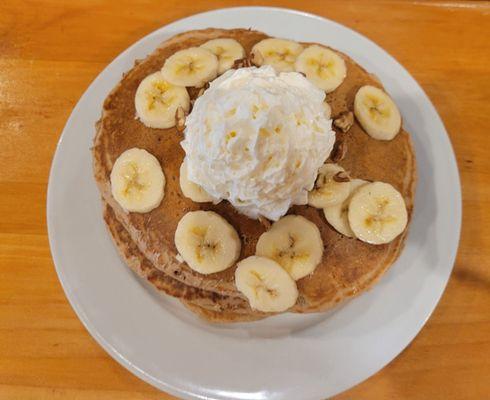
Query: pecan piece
333,111,354,133
232,57,252,69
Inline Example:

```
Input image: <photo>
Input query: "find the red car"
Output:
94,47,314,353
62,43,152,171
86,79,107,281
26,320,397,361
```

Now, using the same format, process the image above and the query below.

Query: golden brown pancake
103,202,267,322
93,28,416,320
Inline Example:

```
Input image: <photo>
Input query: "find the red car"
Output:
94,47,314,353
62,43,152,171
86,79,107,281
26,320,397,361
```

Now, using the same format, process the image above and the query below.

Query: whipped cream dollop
182,66,335,221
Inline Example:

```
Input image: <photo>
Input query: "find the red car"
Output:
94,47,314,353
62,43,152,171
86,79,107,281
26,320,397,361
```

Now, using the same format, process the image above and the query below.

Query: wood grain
1,0,489,399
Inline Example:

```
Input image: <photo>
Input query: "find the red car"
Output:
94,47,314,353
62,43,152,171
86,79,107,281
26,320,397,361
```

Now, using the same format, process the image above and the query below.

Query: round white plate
47,7,461,400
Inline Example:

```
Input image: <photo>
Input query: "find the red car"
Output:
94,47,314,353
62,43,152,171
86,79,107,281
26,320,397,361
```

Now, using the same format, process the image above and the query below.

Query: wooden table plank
1,1,489,399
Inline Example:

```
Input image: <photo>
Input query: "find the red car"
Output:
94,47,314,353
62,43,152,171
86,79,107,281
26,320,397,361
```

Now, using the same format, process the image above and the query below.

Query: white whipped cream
182,66,335,221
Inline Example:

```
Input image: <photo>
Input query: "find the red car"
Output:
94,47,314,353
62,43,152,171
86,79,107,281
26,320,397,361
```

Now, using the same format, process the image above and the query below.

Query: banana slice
110,148,165,213
179,158,217,203
174,211,241,274
308,163,351,209
200,38,245,74
235,256,298,312
348,182,408,244
161,47,219,87
251,38,304,72
323,179,368,237
354,85,401,140
134,72,190,129
295,45,347,92
256,215,323,280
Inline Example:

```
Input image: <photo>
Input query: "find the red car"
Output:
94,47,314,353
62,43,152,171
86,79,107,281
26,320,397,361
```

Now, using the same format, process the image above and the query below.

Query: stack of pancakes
92,28,416,322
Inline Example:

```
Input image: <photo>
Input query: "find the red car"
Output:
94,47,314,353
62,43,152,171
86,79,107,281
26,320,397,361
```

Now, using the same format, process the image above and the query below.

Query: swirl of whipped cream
182,66,335,221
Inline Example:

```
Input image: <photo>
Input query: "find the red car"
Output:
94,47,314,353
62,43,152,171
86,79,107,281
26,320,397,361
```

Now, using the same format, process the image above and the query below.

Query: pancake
181,300,266,323
103,201,267,322
93,28,416,320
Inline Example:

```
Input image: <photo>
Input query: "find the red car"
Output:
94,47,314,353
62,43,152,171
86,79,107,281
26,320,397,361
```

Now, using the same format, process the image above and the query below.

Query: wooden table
1,1,489,398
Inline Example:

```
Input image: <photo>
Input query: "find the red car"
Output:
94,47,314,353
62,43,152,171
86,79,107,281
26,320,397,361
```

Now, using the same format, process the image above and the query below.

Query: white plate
47,7,461,400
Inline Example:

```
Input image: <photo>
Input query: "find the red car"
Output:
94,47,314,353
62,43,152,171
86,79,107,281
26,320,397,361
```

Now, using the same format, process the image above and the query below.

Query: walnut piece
232,57,252,69
333,111,354,133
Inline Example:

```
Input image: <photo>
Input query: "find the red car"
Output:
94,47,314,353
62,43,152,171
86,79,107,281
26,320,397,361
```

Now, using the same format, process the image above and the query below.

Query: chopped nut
333,111,354,133
330,140,347,162
232,58,243,69
232,57,252,69
332,171,350,183
175,107,186,132
250,50,264,66
258,216,271,230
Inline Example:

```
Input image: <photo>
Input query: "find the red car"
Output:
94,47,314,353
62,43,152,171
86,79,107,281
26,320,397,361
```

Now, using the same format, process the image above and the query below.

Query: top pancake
93,28,416,315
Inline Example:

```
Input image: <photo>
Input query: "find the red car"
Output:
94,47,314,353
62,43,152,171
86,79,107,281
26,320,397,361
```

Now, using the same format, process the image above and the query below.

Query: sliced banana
323,179,368,237
348,182,408,244
161,47,219,87
174,211,241,274
134,72,190,129
308,163,351,209
295,45,347,92
200,38,245,74
179,158,217,203
251,38,304,72
256,215,323,280
235,256,298,312
110,148,165,213
354,85,401,140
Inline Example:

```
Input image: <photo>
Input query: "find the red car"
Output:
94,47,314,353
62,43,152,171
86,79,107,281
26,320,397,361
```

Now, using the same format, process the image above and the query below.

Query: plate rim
47,6,462,400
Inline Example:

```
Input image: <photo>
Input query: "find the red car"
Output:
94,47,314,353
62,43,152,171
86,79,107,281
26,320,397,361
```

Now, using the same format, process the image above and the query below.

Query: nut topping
232,57,253,69
333,111,354,133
